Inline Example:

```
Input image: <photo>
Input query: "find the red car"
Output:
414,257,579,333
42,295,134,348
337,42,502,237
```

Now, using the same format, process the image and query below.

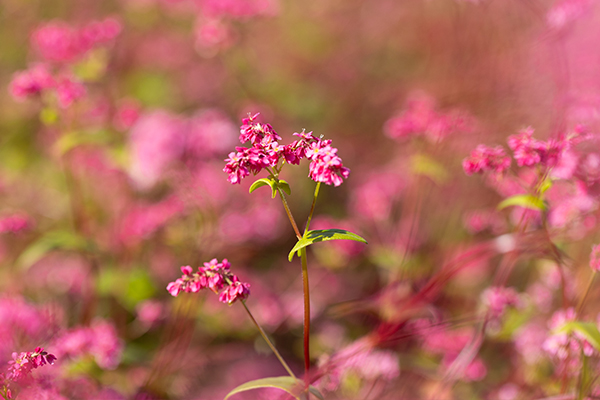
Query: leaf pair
249,177,291,199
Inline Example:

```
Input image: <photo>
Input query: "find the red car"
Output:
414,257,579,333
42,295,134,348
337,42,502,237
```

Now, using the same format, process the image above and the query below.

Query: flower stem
240,300,297,379
304,182,321,234
300,247,311,394
576,271,596,315
277,187,302,240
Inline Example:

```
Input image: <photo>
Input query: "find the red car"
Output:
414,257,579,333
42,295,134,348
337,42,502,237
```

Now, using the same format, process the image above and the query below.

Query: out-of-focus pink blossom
186,109,237,158
317,338,399,392
481,286,521,320
202,0,280,19
9,65,55,100
31,22,83,62
194,18,232,53
463,145,511,175
117,196,185,246
0,213,33,234
113,99,141,131
350,171,406,221
51,320,123,370
54,75,86,108
128,110,186,188
384,91,474,142
31,19,121,63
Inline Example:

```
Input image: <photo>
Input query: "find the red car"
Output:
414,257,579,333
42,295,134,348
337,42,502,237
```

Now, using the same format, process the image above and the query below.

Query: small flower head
167,258,250,304
463,145,511,175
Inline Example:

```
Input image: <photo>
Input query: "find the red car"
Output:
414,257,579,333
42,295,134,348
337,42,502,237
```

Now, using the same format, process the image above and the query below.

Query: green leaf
224,377,324,400
249,178,290,198
289,229,367,261
279,179,291,196
540,178,553,195
557,321,600,351
249,178,274,194
17,230,90,270
497,194,545,211
55,130,111,155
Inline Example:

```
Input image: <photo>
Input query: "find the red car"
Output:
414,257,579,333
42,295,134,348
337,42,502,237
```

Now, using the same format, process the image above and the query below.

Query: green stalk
300,247,311,395
240,300,297,379
304,182,321,234
277,188,302,240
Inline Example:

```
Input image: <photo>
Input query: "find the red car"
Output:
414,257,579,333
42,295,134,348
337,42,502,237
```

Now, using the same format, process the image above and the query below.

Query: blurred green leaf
289,229,367,261
17,230,90,270
73,49,108,82
497,194,545,211
54,130,112,155
224,376,324,400
410,153,448,184
557,321,600,351
40,107,59,126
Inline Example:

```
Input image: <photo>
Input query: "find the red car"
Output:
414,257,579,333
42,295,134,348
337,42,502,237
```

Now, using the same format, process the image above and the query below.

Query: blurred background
2,0,600,399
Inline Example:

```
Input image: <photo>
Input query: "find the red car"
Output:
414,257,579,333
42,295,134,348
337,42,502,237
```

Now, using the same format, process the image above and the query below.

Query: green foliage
497,194,545,211
224,376,324,400
249,177,291,198
289,229,367,261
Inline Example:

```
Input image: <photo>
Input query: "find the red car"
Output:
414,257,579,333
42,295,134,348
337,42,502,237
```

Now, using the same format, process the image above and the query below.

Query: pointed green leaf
279,179,291,196
289,229,367,261
497,194,545,211
249,178,274,194
224,376,324,400
557,321,600,351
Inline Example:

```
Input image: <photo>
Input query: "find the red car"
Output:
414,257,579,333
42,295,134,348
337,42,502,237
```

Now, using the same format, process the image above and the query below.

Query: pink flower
6,347,56,382
0,213,33,234
54,75,86,108
9,65,55,100
481,286,521,319
31,21,83,62
166,258,250,304
306,140,350,186
51,320,122,370
463,145,511,175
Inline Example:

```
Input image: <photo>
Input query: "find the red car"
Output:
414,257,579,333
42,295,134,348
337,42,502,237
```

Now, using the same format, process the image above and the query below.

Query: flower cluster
31,18,121,63
9,65,85,109
480,286,521,320
9,18,121,110
462,145,511,176
0,214,32,234
51,320,123,370
224,113,350,186
384,91,475,142
464,127,581,176
166,259,250,304
6,347,56,382
542,308,597,376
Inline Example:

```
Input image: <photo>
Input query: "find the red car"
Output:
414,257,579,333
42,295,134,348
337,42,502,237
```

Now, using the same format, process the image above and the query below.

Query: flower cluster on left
166,258,250,304
1,347,56,399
